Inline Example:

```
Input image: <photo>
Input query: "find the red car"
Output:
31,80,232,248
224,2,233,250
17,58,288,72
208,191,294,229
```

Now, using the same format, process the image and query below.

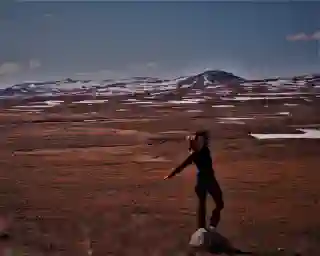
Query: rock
188,228,252,255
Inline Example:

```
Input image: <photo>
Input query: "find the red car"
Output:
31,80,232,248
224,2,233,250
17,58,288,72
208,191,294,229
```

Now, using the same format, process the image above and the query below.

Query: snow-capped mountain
0,70,243,98
0,70,319,99
176,70,245,88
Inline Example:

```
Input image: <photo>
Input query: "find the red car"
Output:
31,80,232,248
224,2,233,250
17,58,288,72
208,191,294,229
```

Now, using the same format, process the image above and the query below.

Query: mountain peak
177,70,245,88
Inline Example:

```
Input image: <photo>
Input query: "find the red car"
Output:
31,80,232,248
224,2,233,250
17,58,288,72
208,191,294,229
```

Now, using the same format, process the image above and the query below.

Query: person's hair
186,130,210,152
194,130,210,147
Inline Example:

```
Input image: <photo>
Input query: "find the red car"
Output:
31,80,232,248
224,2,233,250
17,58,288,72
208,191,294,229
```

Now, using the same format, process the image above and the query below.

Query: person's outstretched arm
164,153,195,180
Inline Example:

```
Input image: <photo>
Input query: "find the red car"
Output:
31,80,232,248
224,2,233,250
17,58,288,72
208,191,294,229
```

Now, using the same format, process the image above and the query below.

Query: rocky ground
0,80,319,255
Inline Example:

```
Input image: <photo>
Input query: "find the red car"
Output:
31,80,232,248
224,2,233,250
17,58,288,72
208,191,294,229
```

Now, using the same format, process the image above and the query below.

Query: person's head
187,130,210,152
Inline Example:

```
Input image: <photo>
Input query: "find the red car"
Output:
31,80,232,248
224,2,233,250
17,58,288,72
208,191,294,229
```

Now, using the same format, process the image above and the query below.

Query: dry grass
0,94,319,255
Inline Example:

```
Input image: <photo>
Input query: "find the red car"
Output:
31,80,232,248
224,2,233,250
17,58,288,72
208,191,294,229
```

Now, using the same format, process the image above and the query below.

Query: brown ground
0,90,319,255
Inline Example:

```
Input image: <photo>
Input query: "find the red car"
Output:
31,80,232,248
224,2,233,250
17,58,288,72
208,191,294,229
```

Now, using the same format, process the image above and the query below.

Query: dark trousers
195,176,224,229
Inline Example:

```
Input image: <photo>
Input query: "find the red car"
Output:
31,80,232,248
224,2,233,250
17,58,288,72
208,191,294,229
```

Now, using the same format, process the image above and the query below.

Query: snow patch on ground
167,98,205,104
212,105,235,108
218,117,254,121
250,129,320,139
284,103,298,107
222,96,296,101
73,99,108,104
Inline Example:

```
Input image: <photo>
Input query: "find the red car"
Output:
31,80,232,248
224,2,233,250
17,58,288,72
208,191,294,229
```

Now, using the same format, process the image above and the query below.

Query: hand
164,173,174,180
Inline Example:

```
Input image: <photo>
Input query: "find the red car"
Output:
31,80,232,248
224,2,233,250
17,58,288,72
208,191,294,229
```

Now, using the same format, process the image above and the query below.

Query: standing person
164,130,224,230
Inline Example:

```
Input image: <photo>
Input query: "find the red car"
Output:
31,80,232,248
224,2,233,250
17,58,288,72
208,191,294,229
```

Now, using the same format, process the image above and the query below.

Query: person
164,130,224,231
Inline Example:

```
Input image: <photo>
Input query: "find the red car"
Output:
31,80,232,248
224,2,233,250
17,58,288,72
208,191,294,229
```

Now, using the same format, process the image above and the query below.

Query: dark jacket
171,146,215,181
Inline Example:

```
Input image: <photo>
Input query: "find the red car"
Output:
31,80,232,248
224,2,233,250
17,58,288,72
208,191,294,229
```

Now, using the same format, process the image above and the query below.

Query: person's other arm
164,153,195,180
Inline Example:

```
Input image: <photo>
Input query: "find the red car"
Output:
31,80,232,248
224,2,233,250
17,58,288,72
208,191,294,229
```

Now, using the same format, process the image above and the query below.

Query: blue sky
0,1,320,84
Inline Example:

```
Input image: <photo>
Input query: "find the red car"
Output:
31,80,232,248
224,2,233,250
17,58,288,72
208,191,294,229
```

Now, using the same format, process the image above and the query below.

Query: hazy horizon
1,1,320,85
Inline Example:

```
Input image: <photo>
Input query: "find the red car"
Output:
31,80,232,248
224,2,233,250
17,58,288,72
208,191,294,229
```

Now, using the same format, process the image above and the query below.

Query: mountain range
0,70,319,99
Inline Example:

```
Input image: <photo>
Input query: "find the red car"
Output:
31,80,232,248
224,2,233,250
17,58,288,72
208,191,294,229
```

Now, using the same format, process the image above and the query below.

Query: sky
0,1,320,85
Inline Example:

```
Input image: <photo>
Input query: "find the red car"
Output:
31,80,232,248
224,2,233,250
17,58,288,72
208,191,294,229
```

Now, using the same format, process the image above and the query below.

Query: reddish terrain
0,80,319,255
